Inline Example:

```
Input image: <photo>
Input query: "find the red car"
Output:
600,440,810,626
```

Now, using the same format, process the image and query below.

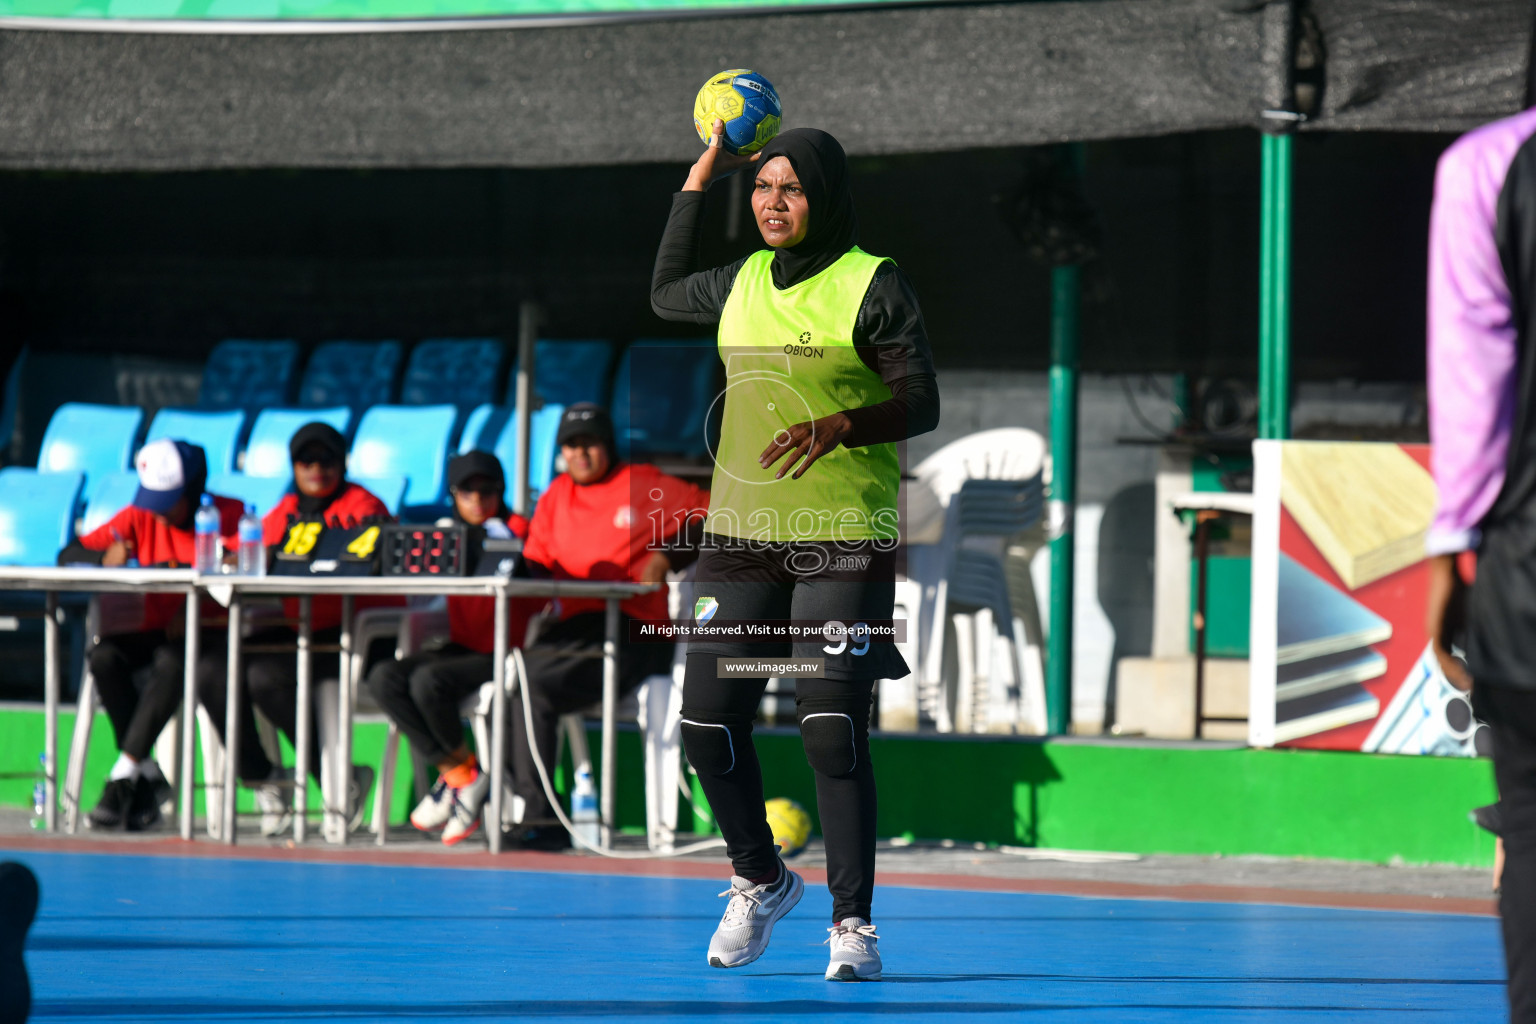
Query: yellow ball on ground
764,797,812,858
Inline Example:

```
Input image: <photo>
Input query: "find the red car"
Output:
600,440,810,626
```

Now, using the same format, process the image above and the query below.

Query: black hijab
755,128,858,290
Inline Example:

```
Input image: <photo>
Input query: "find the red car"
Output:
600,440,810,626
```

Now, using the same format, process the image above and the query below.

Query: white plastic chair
906,428,1048,734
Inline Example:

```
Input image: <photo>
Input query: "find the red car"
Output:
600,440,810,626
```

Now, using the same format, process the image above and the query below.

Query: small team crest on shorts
694,596,719,623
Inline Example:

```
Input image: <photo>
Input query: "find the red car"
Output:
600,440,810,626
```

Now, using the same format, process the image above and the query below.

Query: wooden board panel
1279,442,1436,590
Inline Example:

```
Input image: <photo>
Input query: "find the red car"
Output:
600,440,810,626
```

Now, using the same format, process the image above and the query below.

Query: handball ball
693,69,782,155
764,797,812,858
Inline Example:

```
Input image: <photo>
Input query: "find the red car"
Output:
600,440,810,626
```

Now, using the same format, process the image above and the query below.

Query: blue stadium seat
400,339,506,418
243,407,352,478
298,341,403,413
509,340,616,409
37,403,144,498
81,471,142,536
611,340,719,459
458,403,566,498
145,408,246,476
348,404,458,509
348,475,408,517
206,473,291,518
198,340,300,412
0,468,84,565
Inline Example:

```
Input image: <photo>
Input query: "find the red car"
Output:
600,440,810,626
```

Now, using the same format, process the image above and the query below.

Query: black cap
449,450,506,490
557,402,616,452
289,422,348,465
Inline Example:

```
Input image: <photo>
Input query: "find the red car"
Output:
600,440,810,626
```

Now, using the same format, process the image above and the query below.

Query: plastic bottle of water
237,504,265,576
31,752,46,830
194,495,221,573
570,765,599,849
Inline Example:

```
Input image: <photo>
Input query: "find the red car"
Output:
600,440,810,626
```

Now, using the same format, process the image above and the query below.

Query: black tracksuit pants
681,655,877,922
366,644,492,767
196,627,336,783
509,612,673,824
1475,682,1536,1022
90,630,226,763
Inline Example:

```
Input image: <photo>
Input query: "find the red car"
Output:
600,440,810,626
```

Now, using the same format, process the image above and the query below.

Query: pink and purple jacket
1427,106,1536,556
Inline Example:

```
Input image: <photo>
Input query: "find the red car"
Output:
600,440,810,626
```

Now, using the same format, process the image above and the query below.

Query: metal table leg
179,590,199,840
600,597,618,851
222,593,242,845
293,595,312,844
43,590,58,833
335,594,353,846
489,588,508,855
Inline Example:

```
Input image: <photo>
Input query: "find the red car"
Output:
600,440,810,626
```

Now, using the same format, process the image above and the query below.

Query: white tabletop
200,574,653,599
0,566,198,592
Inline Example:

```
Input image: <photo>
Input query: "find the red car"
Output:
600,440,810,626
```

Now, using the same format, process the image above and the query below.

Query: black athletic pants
366,644,492,767
1475,682,1536,1022
196,628,337,783
510,612,673,824
682,655,877,922
90,630,226,763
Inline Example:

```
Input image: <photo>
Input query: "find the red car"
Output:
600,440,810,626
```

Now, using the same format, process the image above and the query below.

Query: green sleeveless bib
708,247,900,542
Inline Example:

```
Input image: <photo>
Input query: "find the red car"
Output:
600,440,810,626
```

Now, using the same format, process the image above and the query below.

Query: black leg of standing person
680,653,778,881
0,862,38,1023
1476,682,1536,1023
796,678,878,922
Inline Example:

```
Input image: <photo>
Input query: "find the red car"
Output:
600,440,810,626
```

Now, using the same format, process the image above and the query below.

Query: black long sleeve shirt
650,190,939,448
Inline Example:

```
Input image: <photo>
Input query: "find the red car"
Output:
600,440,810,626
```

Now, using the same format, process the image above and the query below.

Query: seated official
507,403,708,851
366,451,540,847
196,422,394,836
57,439,242,831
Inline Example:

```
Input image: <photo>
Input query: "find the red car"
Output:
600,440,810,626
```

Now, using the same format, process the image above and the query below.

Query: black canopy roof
0,0,1528,170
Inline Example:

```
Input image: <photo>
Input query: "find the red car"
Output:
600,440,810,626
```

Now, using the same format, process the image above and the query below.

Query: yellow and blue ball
693,69,782,156
764,797,812,858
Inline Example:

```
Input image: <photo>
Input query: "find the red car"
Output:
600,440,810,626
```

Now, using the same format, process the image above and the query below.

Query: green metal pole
1259,132,1293,440
1046,254,1080,736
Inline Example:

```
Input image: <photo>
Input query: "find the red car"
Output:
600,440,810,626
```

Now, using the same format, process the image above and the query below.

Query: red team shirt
77,496,244,632
522,462,709,625
262,482,400,632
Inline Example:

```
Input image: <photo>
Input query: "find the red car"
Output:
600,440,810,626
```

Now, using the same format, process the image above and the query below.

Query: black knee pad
800,712,859,778
681,719,743,776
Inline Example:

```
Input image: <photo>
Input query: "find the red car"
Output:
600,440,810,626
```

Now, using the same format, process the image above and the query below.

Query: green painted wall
2,707,1498,866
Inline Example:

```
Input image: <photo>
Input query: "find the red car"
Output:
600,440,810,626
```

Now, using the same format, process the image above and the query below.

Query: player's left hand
1425,553,1472,692
638,551,672,584
760,413,853,480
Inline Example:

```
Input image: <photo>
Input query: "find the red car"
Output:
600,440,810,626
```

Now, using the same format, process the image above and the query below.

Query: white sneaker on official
707,861,804,969
410,778,453,832
441,771,490,847
825,917,882,981
252,778,292,838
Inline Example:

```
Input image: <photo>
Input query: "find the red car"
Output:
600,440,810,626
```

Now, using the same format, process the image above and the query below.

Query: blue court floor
5,848,1508,1022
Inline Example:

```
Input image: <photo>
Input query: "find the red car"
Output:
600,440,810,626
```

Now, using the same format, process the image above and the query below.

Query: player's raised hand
684,119,760,192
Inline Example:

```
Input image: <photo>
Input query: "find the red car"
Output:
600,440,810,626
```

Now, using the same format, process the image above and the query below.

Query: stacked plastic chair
905,428,1048,735
611,340,719,460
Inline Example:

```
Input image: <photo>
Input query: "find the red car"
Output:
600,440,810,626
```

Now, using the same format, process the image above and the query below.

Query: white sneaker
410,778,453,832
253,778,292,838
707,862,804,969
441,771,490,847
825,917,882,981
